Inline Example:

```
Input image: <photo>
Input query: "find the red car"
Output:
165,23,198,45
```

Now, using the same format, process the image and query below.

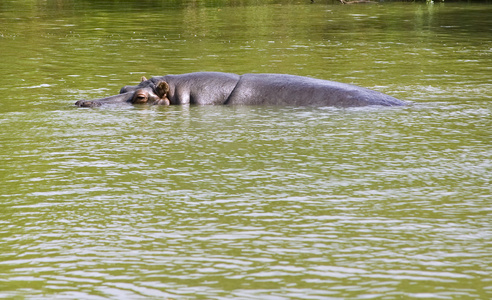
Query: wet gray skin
75,72,407,107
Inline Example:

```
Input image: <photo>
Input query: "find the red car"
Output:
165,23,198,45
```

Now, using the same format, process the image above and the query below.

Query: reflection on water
1,0,491,299
1,0,491,105
1,104,490,299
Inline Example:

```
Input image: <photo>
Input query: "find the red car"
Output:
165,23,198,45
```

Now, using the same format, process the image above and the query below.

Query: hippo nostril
75,100,91,107
75,100,101,107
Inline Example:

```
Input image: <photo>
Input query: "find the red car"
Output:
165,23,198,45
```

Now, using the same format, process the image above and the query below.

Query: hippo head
130,78,170,105
75,76,170,107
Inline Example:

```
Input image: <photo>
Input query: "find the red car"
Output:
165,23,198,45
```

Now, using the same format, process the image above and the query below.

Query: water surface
0,0,491,299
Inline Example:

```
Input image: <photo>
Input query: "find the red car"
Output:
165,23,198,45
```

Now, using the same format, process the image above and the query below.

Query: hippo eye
132,93,149,104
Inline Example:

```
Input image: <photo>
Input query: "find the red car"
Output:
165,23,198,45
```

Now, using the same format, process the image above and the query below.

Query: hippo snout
75,100,101,107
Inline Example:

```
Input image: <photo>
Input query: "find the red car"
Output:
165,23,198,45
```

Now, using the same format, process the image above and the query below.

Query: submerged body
75,72,406,108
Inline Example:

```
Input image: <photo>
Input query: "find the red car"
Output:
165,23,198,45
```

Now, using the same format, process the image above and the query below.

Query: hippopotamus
75,72,406,108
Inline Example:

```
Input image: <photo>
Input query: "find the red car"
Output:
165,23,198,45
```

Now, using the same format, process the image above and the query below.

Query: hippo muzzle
75,79,170,107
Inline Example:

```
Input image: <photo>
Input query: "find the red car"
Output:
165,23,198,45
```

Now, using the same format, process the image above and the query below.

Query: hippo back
225,74,405,107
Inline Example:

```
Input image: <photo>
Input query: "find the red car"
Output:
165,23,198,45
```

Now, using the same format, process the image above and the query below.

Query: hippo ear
141,76,148,82
155,81,170,98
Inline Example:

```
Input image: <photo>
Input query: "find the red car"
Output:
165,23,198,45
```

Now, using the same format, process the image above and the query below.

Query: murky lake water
1,0,491,299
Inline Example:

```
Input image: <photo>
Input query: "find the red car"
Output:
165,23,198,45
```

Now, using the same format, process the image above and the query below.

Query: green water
0,0,491,299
